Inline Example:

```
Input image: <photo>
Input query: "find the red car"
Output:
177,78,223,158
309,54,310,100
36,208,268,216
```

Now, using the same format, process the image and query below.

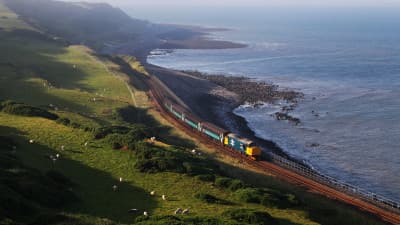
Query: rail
269,153,400,214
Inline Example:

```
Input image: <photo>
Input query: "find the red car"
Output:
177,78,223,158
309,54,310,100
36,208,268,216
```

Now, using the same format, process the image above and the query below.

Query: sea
125,6,400,201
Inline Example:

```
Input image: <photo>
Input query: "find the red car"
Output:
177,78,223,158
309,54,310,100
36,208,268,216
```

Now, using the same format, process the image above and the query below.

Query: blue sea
126,6,400,201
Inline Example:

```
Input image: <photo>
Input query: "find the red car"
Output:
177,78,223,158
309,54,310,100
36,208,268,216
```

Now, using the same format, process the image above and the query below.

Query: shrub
0,101,58,120
195,174,215,182
222,209,275,224
195,193,219,203
214,177,233,189
234,188,263,203
228,179,245,191
56,117,70,126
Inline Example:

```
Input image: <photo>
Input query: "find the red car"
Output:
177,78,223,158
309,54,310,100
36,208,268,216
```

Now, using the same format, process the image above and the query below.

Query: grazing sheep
60,145,65,151
112,185,118,191
29,139,34,144
143,211,148,217
191,149,196,154
174,208,182,215
182,208,190,214
150,191,155,196
128,209,138,213
119,177,123,182
56,154,60,159
162,195,167,201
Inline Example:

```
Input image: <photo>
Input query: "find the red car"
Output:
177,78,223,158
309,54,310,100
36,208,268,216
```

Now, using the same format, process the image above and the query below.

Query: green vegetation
0,1,389,225
0,100,59,120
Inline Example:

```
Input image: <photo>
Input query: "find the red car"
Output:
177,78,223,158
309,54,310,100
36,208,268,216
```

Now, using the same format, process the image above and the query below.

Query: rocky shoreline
182,70,304,126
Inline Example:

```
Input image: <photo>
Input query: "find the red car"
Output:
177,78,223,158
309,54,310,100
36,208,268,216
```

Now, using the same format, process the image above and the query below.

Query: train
164,100,262,160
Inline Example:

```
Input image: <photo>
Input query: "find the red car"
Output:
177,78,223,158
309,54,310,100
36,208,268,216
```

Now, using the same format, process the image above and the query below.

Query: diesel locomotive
164,100,262,160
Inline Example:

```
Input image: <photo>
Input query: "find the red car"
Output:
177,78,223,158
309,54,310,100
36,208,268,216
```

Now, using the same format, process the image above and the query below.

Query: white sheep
191,149,197,154
182,208,190,214
174,208,182,215
143,211,148,217
119,177,123,182
162,195,167,201
128,208,138,213
150,191,155,196
56,154,60,159
112,185,118,191
29,139,34,144
60,145,65,151
84,142,88,147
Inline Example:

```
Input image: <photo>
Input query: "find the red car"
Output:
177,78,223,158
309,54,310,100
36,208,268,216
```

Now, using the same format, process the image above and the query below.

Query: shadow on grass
116,105,196,148
0,29,106,113
1,125,158,224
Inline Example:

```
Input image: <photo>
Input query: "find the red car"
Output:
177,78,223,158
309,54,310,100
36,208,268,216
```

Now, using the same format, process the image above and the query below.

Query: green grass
0,2,389,225
0,0,33,31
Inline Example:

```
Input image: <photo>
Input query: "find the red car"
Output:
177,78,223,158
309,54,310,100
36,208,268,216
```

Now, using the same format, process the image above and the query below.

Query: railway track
144,74,400,225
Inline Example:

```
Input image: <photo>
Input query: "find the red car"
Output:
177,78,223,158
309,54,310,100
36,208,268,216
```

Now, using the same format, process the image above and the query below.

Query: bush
195,174,215,182
0,101,58,120
228,179,245,191
234,188,263,203
56,117,70,126
214,177,233,189
222,209,275,224
195,193,219,203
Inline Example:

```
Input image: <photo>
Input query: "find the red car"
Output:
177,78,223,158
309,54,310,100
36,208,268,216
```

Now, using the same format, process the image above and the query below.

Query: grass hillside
0,1,389,225
4,0,149,49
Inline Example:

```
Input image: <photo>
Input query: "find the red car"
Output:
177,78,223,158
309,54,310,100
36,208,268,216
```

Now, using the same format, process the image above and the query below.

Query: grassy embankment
0,1,389,225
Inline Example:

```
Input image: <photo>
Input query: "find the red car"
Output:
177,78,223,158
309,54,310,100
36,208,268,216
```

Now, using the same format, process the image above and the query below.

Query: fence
269,152,400,213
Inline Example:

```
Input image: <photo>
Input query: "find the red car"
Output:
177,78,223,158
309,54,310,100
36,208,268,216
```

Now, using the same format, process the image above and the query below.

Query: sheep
56,154,60,159
29,139,34,144
162,195,167,201
84,142,89,147
60,145,65,151
174,208,182,215
191,149,197,154
150,191,155,196
119,177,123,182
143,211,148,217
128,208,138,213
112,185,118,191
182,208,190,214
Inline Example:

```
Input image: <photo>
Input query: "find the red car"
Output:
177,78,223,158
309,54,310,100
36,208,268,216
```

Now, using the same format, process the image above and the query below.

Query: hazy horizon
60,0,400,7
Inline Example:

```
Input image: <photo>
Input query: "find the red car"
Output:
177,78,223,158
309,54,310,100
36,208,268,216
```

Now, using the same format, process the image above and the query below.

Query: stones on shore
183,70,304,105
273,112,301,125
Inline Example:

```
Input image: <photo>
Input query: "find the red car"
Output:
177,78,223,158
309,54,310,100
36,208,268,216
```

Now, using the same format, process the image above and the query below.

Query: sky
61,0,400,7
